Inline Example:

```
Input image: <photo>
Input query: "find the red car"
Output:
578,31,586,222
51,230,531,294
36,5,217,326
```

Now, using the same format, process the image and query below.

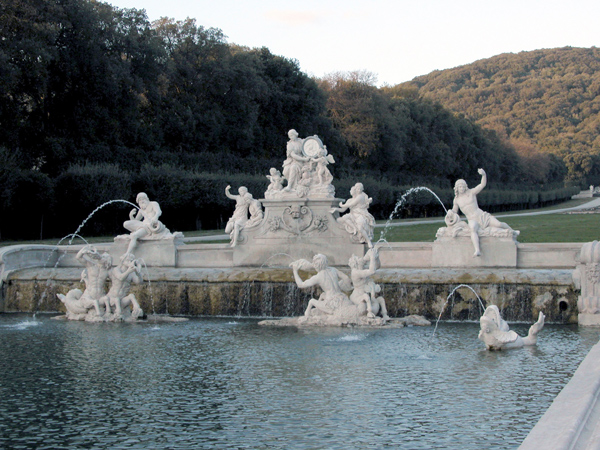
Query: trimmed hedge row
0,164,582,240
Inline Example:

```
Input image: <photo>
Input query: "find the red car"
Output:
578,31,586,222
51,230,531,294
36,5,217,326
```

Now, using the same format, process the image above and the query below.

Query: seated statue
348,248,389,320
331,183,376,248
100,253,144,321
123,192,173,255
265,168,285,198
479,305,545,350
449,169,518,257
290,254,358,323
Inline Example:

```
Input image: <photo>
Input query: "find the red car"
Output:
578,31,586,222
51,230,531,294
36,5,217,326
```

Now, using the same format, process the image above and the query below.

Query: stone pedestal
110,237,183,267
233,198,366,267
432,236,518,268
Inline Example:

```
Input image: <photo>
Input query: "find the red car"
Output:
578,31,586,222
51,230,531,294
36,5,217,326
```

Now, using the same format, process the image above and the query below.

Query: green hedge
0,163,585,240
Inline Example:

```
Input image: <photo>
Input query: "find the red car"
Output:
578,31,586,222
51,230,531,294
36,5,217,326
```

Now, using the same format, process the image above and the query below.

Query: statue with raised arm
225,185,251,247
57,245,112,321
331,183,376,248
449,169,518,257
479,305,545,350
123,192,171,255
290,254,359,324
348,248,389,320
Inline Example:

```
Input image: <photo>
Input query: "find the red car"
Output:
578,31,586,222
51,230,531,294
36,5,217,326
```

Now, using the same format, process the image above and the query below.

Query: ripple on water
0,315,596,450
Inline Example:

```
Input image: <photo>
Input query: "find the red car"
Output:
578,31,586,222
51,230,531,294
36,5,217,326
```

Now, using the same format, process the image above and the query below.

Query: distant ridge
400,47,600,182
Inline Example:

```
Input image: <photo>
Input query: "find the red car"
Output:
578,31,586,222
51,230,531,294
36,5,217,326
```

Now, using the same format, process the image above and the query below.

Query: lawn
374,212,600,243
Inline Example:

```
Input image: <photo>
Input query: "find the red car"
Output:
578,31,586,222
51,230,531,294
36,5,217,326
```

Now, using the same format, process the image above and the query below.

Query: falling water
378,187,447,243
68,199,138,246
431,284,486,341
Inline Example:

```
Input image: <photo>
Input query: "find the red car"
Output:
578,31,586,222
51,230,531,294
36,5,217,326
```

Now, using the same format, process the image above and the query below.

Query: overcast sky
107,0,600,86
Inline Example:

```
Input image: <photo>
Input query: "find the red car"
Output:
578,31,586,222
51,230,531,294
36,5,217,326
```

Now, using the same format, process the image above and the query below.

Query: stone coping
519,338,600,449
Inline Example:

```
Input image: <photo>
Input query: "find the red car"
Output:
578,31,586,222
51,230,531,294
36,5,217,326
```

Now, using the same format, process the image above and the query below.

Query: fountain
1,127,600,447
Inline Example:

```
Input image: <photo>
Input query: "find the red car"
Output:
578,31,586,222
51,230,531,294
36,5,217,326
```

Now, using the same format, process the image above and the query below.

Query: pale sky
107,0,600,86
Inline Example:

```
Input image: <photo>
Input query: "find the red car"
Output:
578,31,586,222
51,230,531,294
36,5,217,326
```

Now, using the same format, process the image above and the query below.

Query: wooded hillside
0,0,577,240
401,47,600,184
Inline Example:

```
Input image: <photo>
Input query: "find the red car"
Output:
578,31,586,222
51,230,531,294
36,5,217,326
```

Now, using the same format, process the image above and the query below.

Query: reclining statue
447,168,519,257
478,305,545,350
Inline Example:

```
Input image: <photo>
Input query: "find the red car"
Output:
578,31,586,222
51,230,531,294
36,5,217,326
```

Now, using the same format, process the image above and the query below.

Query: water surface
0,314,597,449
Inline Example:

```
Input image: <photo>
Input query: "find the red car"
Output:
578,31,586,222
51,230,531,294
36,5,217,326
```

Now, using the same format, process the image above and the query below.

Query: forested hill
0,0,580,239
400,47,600,184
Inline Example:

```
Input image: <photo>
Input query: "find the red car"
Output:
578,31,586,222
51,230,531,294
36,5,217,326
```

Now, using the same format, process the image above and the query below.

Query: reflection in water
0,314,597,450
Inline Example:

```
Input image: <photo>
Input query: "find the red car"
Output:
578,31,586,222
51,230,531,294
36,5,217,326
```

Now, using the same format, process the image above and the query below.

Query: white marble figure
123,192,172,255
331,183,376,248
225,185,260,246
265,168,285,198
57,245,112,321
282,129,311,194
478,305,545,350
312,147,334,186
245,197,264,228
269,130,335,199
348,248,389,320
450,169,518,257
99,253,144,321
290,254,359,323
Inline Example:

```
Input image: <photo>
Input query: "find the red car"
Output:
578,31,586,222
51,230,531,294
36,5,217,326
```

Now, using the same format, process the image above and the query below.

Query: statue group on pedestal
290,248,389,325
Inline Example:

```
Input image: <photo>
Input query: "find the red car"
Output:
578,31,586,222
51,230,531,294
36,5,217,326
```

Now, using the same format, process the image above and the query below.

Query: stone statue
225,185,253,246
449,169,518,257
265,168,285,198
123,192,172,255
478,305,545,350
348,248,389,320
99,253,144,321
266,129,335,199
57,245,112,321
246,197,264,229
282,129,311,194
331,183,376,248
312,147,334,186
290,254,359,324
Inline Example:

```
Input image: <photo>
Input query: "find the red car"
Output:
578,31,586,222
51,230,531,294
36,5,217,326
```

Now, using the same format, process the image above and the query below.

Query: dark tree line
0,0,571,240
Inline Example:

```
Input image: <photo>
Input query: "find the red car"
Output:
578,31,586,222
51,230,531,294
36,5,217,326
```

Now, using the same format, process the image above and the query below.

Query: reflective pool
0,314,597,449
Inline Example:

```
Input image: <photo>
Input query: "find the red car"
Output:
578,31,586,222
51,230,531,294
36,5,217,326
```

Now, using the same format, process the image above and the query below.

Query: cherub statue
266,168,285,193
451,169,518,257
100,253,144,321
348,248,389,320
331,183,376,248
478,305,545,350
312,147,334,185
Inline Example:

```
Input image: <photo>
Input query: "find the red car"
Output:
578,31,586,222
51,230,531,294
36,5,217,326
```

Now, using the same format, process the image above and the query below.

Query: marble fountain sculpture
433,168,521,267
478,305,545,350
55,192,185,322
56,245,144,322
